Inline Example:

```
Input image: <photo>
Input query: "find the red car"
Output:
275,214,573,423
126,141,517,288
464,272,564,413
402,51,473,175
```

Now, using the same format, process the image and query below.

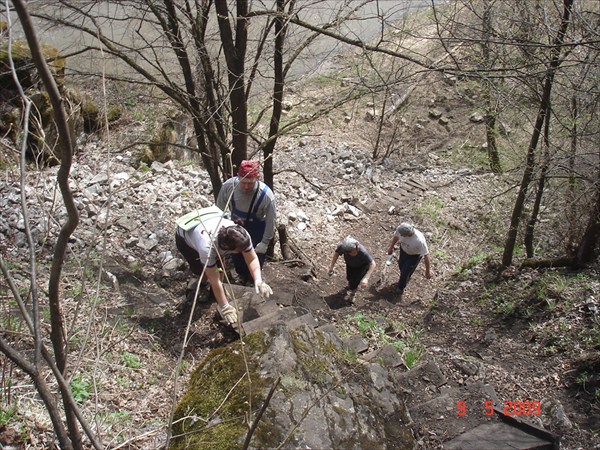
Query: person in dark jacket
328,236,376,302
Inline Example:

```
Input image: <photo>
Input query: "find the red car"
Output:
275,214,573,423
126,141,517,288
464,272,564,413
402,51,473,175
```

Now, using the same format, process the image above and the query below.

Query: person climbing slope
216,160,276,285
328,235,376,303
385,222,432,299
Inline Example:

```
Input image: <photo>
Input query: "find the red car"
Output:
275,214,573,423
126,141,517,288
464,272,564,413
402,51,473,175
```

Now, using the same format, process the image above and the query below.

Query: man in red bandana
217,161,277,284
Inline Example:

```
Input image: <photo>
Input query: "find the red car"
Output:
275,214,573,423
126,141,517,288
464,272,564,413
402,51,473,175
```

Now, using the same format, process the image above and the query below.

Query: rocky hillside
1,16,599,450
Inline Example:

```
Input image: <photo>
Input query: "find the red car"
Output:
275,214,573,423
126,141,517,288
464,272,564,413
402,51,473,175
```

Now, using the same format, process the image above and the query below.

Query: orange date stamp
457,400,541,417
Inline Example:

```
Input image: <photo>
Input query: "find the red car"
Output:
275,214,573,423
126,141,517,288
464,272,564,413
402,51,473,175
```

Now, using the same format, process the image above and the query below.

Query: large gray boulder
170,324,414,450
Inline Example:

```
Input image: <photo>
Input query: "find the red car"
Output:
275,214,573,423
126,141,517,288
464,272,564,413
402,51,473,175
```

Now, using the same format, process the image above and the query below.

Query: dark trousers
232,252,266,283
347,264,370,290
397,248,422,290
231,219,267,282
175,230,204,276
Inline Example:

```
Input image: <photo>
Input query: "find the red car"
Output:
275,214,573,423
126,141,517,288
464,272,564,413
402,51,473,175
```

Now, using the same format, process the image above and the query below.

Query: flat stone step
342,335,369,354
315,323,339,337
394,360,447,406
363,344,404,368
443,421,556,450
241,306,310,335
287,313,318,330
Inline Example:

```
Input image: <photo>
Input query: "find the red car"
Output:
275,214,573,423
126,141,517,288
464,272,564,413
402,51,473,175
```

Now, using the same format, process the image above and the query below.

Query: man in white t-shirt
385,222,432,298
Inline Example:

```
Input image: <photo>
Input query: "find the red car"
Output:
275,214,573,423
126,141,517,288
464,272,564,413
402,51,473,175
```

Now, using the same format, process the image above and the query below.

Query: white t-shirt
394,228,429,256
181,217,251,267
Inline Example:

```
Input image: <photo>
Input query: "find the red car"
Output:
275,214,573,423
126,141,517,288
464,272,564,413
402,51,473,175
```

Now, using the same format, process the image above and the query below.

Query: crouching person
175,213,273,326
328,236,376,303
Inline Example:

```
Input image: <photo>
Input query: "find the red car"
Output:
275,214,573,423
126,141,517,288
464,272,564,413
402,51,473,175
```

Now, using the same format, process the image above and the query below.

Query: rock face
170,324,414,450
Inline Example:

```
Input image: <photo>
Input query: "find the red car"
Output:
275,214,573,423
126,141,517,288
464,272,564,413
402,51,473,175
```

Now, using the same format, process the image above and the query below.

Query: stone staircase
229,285,560,449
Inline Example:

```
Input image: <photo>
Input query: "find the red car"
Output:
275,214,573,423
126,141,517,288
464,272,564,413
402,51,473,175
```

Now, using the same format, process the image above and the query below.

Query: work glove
217,303,238,326
385,254,393,266
255,280,273,298
255,242,268,254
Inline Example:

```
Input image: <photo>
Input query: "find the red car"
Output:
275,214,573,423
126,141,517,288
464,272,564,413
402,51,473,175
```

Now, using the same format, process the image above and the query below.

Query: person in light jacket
176,215,272,326
216,160,276,284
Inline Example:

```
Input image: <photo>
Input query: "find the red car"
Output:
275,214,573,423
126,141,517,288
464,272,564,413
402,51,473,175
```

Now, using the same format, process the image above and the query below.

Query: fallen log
520,256,576,269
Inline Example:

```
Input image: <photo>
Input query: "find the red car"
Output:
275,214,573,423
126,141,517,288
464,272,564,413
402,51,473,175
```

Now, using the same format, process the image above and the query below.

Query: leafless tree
429,0,598,267
0,1,102,448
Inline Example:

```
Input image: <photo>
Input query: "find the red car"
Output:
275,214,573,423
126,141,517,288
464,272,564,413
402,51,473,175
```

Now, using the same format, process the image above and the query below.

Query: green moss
0,40,65,81
170,333,272,450
252,412,284,449
105,103,122,122
290,329,337,386
280,374,307,393
81,95,100,132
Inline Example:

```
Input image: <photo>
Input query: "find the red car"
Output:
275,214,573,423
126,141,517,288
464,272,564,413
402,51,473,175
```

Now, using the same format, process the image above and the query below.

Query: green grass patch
70,375,92,403
451,140,489,169
478,270,599,357
121,351,143,369
415,196,445,226
344,313,425,369
0,405,18,425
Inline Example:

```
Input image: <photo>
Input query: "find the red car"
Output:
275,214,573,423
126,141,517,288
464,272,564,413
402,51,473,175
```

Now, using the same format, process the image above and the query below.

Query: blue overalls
231,178,267,282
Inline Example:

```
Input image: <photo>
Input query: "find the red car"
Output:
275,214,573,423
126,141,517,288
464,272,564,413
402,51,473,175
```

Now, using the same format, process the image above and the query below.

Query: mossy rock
0,107,21,143
142,120,179,163
105,103,122,123
170,333,272,450
81,95,101,133
0,40,65,91
172,324,414,450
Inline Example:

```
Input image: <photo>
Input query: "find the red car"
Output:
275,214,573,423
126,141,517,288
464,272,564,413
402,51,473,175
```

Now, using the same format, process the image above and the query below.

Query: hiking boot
337,287,350,296
348,290,357,303
187,278,199,292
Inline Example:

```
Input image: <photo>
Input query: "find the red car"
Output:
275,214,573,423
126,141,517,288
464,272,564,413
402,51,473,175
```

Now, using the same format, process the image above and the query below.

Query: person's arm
423,254,432,279
261,189,276,245
328,252,340,275
359,260,377,288
242,248,262,282
243,249,273,297
205,265,228,306
387,235,399,255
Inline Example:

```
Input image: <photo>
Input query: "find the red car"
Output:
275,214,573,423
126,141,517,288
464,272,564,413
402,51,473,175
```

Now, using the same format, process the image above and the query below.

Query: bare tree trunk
484,103,502,173
501,0,574,268
576,160,600,266
11,1,83,446
158,0,223,195
0,338,73,449
481,0,501,173
263,0,287,190
525,106,551,258
215,0,249,169
372,90,389,160
567,95,578,248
